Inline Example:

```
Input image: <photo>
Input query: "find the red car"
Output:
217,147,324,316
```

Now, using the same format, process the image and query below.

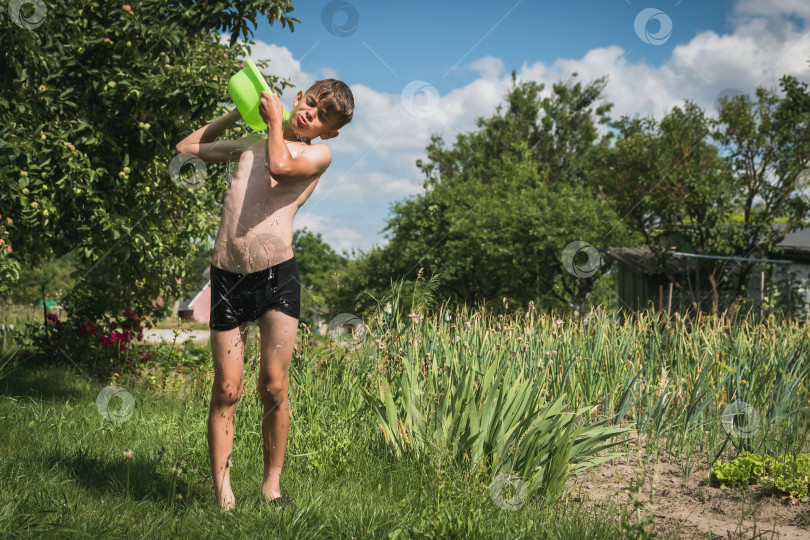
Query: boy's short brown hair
305,79,354,130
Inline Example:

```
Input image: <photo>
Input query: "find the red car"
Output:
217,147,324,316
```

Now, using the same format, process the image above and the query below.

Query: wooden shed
606,224,810,316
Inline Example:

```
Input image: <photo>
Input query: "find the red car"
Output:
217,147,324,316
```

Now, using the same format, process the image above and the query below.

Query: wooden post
655,284,661,313
667,282,673,317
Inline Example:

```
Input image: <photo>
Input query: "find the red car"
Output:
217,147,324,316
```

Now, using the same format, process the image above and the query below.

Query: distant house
178,267,211,323
606,224,810,315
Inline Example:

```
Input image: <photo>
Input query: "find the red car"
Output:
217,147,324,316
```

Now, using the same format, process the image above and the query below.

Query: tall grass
331,280,809,502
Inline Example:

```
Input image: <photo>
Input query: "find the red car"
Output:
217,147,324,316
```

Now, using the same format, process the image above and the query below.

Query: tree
590,102,736,316
590,75,810,320
713,76,810,320
343,73,635,319
1,0,298,320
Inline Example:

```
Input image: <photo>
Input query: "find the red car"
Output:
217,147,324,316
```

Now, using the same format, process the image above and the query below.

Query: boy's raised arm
175,108,247,162
259,92,333,182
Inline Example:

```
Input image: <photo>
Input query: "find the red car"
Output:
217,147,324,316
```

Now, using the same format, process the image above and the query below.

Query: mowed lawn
0,354,626,539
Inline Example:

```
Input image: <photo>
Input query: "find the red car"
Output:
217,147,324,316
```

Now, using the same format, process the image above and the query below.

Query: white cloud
734,0,810,22
294,212,365,253
468,56,505,79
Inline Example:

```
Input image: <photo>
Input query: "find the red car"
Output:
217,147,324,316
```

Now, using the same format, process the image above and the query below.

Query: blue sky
231,0,809,254
263,0,737,93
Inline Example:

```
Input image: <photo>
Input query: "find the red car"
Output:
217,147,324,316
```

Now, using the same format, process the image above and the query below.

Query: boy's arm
259,92,332,181
175,108,248,162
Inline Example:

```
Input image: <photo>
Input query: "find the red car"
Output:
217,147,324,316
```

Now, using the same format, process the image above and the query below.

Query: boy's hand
259,91,284,128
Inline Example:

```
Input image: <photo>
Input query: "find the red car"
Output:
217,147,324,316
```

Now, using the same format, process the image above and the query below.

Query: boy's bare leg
256,309,298,501
207,322,249,510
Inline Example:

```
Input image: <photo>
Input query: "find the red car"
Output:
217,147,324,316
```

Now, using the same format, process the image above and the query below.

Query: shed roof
605,246,697,276
773,223,810,254
607,224,810,276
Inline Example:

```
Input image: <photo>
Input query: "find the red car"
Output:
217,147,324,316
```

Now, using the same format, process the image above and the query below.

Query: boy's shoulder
299,141,333,168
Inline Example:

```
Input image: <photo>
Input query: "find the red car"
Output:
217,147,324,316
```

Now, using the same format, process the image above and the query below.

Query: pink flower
78,320,96,337
99,334,114,348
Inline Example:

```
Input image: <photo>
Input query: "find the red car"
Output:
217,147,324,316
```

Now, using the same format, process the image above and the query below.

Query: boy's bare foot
260,482,282,502
217,488,236,510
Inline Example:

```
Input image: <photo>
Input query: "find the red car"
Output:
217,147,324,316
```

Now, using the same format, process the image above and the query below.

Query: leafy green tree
713,76,810,319
589,102,735,315
363,74,633,318
1,0,298,320
592,75,810,319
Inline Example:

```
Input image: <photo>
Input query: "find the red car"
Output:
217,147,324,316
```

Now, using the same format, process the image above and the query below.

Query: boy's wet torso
212,138,319,273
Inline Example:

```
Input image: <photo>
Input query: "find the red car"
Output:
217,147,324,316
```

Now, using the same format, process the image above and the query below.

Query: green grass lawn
0,359,628,539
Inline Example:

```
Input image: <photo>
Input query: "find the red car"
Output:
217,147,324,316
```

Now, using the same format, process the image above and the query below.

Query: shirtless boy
175,79,354,510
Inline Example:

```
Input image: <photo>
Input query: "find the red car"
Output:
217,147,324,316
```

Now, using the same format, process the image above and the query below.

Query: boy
175,79,354,510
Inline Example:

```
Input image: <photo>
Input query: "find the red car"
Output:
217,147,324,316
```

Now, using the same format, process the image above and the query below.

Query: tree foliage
339,73,636,318
1,0,298,319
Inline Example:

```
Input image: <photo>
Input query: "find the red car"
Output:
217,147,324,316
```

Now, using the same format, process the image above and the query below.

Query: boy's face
291,91,340,141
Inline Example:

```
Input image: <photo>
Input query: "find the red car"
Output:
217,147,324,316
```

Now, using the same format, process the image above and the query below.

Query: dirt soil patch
568,451,810,539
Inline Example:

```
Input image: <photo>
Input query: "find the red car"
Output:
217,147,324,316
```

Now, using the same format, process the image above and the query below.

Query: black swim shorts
209,256,301,331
